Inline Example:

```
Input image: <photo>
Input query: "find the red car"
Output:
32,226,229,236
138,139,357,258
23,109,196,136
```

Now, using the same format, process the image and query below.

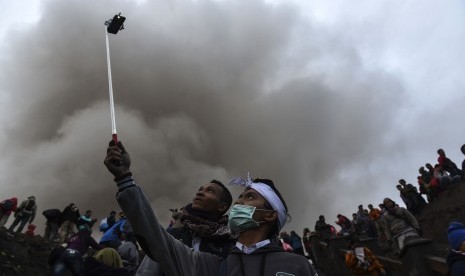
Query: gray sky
1,0,465,236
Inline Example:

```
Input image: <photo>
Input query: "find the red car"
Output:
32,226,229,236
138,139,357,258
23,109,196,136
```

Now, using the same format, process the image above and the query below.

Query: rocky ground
0,228,54,276
417,180,465,257
1,182,464,275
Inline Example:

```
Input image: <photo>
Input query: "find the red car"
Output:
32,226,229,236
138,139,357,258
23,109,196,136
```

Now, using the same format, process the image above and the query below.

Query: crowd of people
0,196,139,275
0,143,464,275
305,144,465,275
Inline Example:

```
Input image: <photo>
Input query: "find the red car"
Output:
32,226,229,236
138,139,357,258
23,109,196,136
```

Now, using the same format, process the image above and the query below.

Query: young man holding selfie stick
104,140,318,276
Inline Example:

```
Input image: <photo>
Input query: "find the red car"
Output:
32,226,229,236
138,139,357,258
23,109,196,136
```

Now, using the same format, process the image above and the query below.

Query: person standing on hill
0,197,18,228
315,215,332,240
59,203,80,242
9,196,37,233
78,210,97,232
43,208,62,241
437,149,462,177
379,198,420,252
289,231,305,256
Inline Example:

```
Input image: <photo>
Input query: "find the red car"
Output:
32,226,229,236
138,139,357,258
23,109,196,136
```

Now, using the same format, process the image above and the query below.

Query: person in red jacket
0,197,18,228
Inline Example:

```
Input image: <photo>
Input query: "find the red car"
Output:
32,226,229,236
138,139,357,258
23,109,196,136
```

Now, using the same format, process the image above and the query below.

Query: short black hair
252,178,289,237
210,179,233,209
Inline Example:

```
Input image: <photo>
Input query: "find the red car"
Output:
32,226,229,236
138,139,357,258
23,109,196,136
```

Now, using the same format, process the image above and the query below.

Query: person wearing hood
0,197,18,228
104,140,318,276
379,197,420,252
447,221,465,275
9,196,37,233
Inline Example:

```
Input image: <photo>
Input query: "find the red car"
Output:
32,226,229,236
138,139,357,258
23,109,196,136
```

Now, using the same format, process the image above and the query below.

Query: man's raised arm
103,141,218,276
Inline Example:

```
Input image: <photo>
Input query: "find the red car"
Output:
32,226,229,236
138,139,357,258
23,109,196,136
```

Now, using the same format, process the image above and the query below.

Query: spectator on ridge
396,184,411,210
78,210,97,232
335,214,352,236
59,203,80,242
368,204,381,221
9,196,37,233
0,197,17,228
43,208,62,241
289,231,305,256
379,198,421,252
434,164,460,190
437,148,462,177
315,215,332,240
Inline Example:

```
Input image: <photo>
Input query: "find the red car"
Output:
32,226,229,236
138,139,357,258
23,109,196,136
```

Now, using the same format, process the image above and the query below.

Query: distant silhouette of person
437,149,461,177
43,208,62,241
9,196,37,233
59,203,80,242
315,215,332,240
0,197,18,228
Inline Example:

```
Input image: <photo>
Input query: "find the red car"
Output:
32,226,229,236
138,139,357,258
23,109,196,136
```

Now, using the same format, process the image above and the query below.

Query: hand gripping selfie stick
104,13,126,143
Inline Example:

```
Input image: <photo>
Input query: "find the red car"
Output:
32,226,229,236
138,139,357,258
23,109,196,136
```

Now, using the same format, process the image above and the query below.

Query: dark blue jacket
447,250,465,276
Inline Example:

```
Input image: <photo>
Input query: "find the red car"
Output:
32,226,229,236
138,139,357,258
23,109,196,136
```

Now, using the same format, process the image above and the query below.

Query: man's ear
264,210,278,223
217,202,229,214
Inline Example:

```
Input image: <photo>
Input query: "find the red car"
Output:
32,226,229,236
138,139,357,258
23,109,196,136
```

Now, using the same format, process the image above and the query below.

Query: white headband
229,174,287,230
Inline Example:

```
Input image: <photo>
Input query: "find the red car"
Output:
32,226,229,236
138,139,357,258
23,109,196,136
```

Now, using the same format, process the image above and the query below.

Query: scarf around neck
181,204,234,240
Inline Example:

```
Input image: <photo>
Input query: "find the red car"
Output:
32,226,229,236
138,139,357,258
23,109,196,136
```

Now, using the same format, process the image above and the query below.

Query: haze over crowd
1,0,465,234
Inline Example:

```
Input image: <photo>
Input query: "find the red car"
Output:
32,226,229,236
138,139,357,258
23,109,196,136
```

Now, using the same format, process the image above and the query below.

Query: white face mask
228,204,270,234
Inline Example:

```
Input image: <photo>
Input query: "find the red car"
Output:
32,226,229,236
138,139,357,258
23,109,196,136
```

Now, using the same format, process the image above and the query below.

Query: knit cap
448,222,465,250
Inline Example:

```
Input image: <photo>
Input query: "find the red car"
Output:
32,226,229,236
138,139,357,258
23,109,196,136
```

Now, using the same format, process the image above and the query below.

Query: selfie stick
104,13,126,143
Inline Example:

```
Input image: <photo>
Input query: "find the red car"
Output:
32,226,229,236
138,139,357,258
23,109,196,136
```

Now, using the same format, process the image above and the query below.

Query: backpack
1,200,14,212
24,199,35,212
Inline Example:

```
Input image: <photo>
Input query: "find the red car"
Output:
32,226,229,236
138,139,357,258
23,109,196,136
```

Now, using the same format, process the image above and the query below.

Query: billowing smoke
3,0,460,236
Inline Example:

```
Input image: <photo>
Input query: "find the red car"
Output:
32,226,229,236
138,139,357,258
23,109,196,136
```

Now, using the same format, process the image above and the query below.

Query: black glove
104,140,131,180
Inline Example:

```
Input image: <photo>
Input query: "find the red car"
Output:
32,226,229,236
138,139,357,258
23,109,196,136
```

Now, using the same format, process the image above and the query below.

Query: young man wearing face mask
104,141,318,276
